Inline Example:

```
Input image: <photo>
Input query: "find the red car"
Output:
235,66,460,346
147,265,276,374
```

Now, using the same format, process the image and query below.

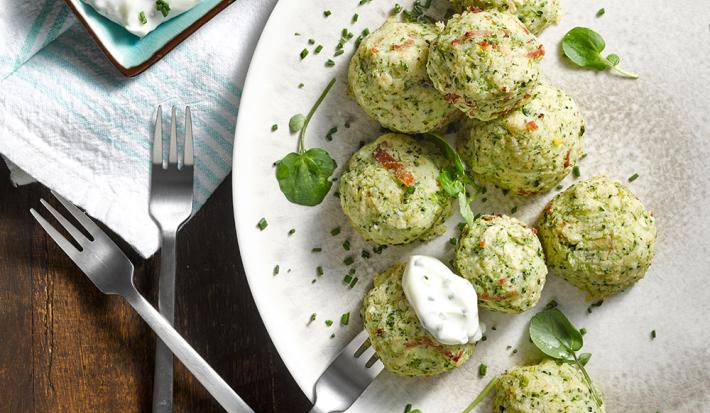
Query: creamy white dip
81,0,201,37
402,255,484,345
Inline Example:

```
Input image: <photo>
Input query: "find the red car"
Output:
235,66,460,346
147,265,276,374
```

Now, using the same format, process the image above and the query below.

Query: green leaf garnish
461,378,498,413
275,78,337,206
289,114,306,133
529,308,603,406
155,0,170,17
561,27,638,79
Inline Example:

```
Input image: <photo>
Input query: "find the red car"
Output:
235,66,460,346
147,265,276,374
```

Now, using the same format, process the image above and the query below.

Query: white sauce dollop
81,0,201,37
402,255,484,345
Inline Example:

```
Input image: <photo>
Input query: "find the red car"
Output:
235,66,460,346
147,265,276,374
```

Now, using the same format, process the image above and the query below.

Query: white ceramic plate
233,0,710,411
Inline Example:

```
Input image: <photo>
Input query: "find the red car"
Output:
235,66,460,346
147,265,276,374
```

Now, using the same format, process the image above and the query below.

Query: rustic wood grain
0,159,310,412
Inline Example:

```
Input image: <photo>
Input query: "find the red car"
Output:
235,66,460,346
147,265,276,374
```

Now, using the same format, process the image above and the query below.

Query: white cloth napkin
0,2,75,80
0,0,277,257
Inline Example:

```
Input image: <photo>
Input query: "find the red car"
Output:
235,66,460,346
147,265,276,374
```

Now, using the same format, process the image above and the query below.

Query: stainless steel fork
30,192,254,413
150,106,195,413
309,329,383,413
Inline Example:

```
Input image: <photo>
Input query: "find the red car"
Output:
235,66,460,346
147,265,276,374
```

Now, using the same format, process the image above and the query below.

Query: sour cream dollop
402,255,484,345
81,0,201,37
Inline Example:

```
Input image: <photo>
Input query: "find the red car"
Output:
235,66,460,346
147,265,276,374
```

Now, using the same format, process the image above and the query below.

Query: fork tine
31,208,81,258
153,106,163,167
40,199,90,247
168,106,178,165
51,191,101,237
183,106,194,168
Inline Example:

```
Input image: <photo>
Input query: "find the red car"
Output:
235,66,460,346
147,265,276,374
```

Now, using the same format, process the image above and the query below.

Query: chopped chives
300,48,309,59
628,173,639,182
323,10,331,17
352,13,359,23
572,165,581,178
288,228,295,236
139,11,147,25
326,127,338,141
334,49,344,57
330,227,341,236
479,363,487,376
271,124,278,132
580,327,587,336
314,45,323,54
311,247,322,253
392,4,402,14
342,240,351,250
596,8,605,17
343,256,354,266
511,206,518,214
325,319,333,326
651,330,657,339
340,312,350,325
273,265,279,275
257,218,268,230
316,266,324,276
325,59,335,67
307,313,316,324
349,277,359,288
308,38,315,45
449,237,457,245
298,83,304,88
361,249,370,259
343,274,353,284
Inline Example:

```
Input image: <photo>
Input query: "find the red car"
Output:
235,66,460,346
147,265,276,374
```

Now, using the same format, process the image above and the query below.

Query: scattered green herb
273,265,279,276
340,312,350,325
300,48,309,59
402,0,435,23
155,0,170,17
257,218,268,230
330,227,341,236
651,330,657,339
349,277,359,288
271,124,278,132
561,27,638,79
392,3,402,14
449,237,458,246
529,308,602,406
315,45,323,54
325,319,333,327
326,126,338,141
288,228,296,236
343,256,354,266
579,327,587,336
478,363,487,377
139,11,147,25
323,10,331,17
628,173,639,182
596,8,605,17
316,266,324,276
325,59,335,67
309,313,317,323
572,165,581,178
511,206,518,214
352,13,359,23
308,38,315,45
343,240,351,251
275,79,337,206
311,247,322,253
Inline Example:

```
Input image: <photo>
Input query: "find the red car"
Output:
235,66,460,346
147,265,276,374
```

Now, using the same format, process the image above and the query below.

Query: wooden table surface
0,160,311,412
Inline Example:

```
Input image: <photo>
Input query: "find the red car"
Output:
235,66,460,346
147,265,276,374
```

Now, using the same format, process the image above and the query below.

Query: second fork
150,106,195,413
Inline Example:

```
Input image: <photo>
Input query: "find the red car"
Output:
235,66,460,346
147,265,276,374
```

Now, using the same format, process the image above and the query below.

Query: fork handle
153,231,177,413
125,287,254,413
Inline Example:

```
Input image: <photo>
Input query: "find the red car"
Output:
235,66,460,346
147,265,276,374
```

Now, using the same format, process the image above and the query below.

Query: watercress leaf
578,352,592,366
275,148,336,206
289,114,306,134
438,168,465,197
561,27,611,71
529,308,584,359
458,191,475,227
606,53,620,66
423,133,465,177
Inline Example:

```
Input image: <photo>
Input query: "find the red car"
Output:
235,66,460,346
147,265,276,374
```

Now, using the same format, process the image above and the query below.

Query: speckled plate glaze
233,1,710,411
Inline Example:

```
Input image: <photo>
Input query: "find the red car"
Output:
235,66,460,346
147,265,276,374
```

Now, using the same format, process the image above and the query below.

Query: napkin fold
0,0,277,257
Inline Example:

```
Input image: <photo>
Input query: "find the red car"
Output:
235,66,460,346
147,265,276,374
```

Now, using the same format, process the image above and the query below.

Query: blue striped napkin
0,0,276,256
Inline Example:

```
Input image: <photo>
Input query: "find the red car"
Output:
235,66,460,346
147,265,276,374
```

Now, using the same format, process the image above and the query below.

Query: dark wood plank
0,159,310,412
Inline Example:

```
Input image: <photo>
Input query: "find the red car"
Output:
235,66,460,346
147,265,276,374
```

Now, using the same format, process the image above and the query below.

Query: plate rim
231,0,314,401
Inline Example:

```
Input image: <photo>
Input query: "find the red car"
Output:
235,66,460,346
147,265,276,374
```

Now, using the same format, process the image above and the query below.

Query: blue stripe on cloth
13,1,56,70
39,6,71,50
